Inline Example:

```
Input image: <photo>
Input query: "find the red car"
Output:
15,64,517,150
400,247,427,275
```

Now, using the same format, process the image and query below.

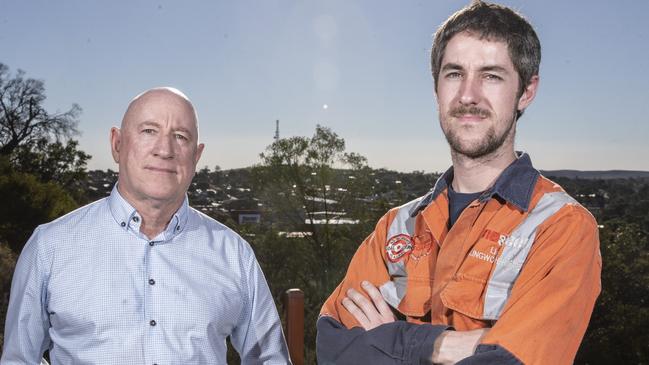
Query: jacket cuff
411,324,450,364
455,344,522,365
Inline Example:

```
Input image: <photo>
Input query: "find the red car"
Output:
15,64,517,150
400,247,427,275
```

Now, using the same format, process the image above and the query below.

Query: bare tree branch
0,63,80,156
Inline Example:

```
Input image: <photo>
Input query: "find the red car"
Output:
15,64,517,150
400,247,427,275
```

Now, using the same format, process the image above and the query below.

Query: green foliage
0,157,77,253
0,241,17,352
251,125,380,363
575,220,649,364
10,138,91,201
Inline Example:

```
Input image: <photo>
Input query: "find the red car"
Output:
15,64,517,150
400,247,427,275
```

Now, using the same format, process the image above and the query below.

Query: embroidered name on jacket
469,229,531,267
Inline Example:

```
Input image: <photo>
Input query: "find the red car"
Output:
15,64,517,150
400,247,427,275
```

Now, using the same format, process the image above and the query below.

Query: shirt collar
411,151,539,216
107,184,190,242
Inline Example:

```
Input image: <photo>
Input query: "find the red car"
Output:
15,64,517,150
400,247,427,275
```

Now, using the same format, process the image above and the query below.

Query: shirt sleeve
472,206,601,365
317,316,447,365
1,227,52,365
230,241,291,365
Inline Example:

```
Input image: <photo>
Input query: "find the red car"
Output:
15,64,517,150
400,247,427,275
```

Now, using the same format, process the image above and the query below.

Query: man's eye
445,72,462,79
484,74,503,81
142,129,156,134
175,134,188,141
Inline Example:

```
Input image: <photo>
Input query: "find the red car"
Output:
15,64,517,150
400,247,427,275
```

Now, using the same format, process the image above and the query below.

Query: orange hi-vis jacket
318,153,602,365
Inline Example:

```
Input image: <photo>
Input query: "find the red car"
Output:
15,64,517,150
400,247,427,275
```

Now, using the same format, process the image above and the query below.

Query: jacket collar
411,152,539,216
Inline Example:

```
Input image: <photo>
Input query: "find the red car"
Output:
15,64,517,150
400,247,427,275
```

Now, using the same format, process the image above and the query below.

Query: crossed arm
341,281,488,365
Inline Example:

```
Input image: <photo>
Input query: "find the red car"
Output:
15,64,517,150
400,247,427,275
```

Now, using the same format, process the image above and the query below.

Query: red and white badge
386,234,414,262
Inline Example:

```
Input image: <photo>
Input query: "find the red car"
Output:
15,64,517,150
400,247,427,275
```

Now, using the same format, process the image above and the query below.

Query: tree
251,125,380,363
0,157,77,254
10,137,91,201
0,63,80,156
575,219,649,364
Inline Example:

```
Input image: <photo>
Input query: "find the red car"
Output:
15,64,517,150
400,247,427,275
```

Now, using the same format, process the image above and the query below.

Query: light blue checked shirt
2,186,290,365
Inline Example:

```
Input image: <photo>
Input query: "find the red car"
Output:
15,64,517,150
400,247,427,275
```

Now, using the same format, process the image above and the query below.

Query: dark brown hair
431,0,541,97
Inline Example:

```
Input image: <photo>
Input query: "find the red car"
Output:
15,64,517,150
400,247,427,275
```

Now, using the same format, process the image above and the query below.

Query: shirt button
132,216,140,222
149,278,155,285
149,241,154,247
150,319,156,326
120,222,126,227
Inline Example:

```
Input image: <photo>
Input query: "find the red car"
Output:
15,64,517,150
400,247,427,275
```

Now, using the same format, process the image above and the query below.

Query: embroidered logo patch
410,232,433,261
386,234,414,262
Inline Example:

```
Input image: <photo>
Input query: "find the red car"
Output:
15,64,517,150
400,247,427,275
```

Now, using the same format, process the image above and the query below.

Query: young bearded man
316,2,601,364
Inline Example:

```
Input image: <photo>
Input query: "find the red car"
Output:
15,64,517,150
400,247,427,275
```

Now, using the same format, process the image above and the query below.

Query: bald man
1,88,291,364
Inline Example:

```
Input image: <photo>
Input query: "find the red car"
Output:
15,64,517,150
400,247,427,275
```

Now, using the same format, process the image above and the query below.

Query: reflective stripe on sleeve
379,195,426,309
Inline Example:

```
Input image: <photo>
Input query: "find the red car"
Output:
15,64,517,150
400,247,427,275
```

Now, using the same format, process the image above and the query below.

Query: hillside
541,170,649,180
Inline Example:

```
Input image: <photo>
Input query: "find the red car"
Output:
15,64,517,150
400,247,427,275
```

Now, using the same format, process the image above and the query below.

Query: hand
341,280,395,330
432,328,490,365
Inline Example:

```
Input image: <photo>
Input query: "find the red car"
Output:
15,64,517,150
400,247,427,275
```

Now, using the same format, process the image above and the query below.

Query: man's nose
458,75,482,105
152,134,175,159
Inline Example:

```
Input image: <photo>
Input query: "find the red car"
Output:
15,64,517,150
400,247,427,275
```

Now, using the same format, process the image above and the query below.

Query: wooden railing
282,288,305,365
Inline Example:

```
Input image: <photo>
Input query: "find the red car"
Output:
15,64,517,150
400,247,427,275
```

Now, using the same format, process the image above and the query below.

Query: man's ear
195,143,205,165
517,75,539,111
110,127,121,163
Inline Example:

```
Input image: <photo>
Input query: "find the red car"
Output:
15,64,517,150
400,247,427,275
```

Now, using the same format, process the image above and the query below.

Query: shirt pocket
398,275,433,318
439,237,503,320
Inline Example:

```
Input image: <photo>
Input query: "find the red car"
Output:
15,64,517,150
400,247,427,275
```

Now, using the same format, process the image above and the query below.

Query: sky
1,0,648,173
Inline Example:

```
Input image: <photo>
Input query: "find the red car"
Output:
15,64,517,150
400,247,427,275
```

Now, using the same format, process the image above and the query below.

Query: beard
441,105,517,159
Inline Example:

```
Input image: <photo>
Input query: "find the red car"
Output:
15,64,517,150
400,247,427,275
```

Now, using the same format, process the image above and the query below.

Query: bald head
121,87,199,137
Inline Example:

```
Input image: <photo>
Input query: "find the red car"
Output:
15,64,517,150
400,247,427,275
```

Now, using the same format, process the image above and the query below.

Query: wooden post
283,288,304,365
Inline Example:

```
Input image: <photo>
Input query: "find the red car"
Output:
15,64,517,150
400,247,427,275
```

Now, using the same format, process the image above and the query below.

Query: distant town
84,167,649,229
